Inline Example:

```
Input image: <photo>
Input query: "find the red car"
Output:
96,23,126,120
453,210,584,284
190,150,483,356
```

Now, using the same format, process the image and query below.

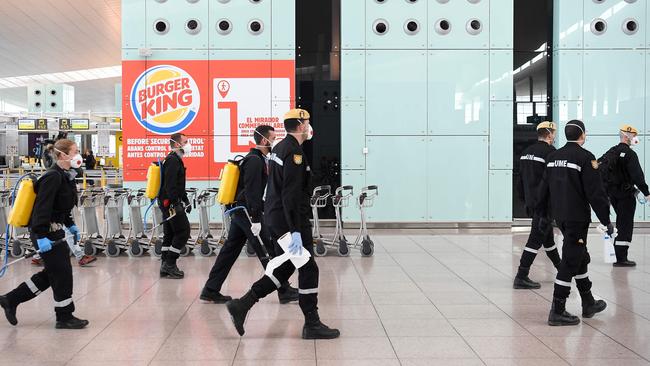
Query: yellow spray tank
7,176,37,227
145,163,161,200
216,158,243,205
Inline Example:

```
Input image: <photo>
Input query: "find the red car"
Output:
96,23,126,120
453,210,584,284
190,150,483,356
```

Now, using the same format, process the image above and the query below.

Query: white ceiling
0,0,121,112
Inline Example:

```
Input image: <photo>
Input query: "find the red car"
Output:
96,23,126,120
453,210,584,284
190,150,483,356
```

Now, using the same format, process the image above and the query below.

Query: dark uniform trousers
161,206,190,264
609,193,636,261
554,221,592,300
204,211,276,292
520,213,561,269
251,218,319,315
5,232,74,321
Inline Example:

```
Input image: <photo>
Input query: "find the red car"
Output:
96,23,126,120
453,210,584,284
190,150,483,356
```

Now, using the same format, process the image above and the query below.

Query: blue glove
68,225,81,242
288,232,303,256
37,237,53,253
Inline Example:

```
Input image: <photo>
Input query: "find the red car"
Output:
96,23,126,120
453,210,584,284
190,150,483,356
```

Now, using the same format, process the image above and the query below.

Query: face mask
54,148,83,169
632,136,640,146
624,132,639,146
253,130,275,153
182,142,193,155
306,124,314,141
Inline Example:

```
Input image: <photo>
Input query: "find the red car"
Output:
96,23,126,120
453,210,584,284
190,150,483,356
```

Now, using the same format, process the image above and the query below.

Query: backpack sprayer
1,173,40,277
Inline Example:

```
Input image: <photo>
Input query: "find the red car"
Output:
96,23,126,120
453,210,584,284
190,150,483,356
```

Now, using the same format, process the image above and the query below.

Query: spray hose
0,173,37,278
142,159,163,234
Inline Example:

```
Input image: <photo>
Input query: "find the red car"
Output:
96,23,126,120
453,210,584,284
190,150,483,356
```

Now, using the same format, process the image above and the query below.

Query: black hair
565,119,585,141
254,125,275,145
284,118,302,133
170,133,186,147
537,128,553,139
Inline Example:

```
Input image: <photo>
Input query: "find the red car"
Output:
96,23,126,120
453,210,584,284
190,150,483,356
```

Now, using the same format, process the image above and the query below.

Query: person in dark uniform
200,125,298,304
538,120,612,326
158,133,192,279
599,124,649,267
225,109,340,339
513,121,562,289
0,139,89,329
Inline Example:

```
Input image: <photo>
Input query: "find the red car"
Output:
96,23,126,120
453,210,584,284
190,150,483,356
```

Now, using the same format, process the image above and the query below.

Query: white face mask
182,142,193,155
253,130,275,154
306,124,314,140
632,136,640,146
55,148,83,169
624,132,640,146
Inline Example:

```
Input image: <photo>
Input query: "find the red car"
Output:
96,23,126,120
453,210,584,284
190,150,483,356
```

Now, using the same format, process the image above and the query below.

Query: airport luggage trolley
312,185,354,257
194,188,222,257
80,188,105,256
352,185,379,257
103,188,130,257
125,188,150,257
0,190,9,256
311,185,332,257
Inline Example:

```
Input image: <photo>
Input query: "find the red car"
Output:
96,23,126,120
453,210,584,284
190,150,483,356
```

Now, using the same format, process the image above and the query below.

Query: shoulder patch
591,160,599,170
293,154,303,165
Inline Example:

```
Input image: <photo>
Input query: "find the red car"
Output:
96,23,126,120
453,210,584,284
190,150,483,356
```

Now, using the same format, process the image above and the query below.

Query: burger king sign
130,65,200,135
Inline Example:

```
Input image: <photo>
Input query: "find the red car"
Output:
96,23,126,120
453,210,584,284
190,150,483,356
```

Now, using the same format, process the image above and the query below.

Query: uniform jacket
234,148,268,223
31,164,78,240
264,134,311,232
538,142,611,225
517,140,556,212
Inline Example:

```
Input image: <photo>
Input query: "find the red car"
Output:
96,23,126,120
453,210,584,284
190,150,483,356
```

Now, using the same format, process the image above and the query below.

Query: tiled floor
1,229,649,365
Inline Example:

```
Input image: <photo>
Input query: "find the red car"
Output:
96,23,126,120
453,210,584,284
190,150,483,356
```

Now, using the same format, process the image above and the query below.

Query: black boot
613,245,636,267
513,267,541,289
581,291,607,318
548,297,580,326
226,290,259,336
200,287,232,304
160,262,184,279
55,315,89,329
278,283,299,304
0,295,17,326
302,310,340,339
613,260,636,267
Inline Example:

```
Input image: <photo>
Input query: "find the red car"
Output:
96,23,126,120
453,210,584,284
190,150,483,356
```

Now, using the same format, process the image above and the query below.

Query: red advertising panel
122,59,295,181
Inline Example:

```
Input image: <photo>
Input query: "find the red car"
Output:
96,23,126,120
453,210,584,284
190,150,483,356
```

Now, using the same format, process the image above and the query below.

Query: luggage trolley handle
333,185,354,207
359,185,379,207
311,185,332,207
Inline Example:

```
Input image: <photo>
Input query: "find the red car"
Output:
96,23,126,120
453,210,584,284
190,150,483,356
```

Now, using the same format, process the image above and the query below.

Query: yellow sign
71,119,89,130
17,119,35,130
36,118,47,130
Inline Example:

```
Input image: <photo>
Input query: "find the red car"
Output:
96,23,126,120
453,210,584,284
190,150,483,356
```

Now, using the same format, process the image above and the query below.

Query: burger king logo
130,65,200,135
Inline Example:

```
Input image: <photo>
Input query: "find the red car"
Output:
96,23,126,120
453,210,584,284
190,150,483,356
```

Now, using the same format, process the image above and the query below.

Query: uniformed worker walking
200,125,298,304
599,124,650,267
0,139,89,329
538,120,611,326
158,133,192,279
514,121,562,289
226,109,340,339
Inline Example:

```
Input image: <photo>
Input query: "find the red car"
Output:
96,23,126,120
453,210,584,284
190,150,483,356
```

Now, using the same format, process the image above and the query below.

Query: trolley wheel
11,241,25,258
128,241,144,257
152,240,163,257
84,241,98,256
315,240,327,257
360,239,374,257
106,241,121,257
180,245,191,257
245,241,256,257
198,242,213,257
337,239,350,257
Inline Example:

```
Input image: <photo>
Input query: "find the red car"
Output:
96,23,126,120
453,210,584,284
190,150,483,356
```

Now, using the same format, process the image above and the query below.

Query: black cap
565,120,585,141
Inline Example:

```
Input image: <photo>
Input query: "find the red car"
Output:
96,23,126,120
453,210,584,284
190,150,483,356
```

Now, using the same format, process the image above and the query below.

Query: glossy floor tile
0,229,649,365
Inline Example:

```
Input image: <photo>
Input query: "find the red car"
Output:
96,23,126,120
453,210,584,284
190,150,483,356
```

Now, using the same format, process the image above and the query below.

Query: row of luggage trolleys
0,184,378,258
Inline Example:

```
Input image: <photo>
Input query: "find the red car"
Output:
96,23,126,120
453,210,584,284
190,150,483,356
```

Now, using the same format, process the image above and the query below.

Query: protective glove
288,232,303,256
37,237,53,253
606,223,615,237
250,222,262,237
68,225,81,242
